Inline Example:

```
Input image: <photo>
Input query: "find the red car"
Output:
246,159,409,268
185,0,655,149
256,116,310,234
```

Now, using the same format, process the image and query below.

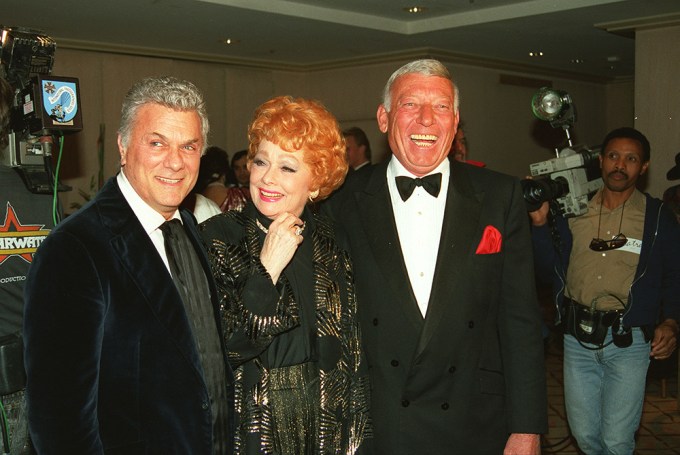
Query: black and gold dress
200,203,371,454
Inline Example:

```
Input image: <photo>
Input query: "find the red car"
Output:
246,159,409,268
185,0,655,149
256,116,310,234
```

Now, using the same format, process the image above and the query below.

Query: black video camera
522,88,602,217
521,147,602,217
1,25,82,193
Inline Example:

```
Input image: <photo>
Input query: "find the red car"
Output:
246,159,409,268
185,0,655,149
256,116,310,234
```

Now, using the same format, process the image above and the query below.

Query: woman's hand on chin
259,212,305,283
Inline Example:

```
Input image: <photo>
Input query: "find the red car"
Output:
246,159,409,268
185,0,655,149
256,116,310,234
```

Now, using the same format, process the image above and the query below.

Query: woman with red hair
200,96,371,454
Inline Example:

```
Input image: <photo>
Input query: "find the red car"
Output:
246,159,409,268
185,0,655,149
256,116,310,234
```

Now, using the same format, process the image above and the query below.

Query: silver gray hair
381,59,459,113
118,76,209,153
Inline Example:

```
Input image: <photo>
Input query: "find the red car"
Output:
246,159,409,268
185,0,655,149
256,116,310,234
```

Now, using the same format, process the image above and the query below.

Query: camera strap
547,203,569,327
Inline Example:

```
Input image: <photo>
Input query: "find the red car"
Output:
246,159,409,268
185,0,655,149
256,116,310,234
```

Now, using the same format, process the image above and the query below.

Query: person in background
663,151,680,223
0,75,53,455
198,145,249,212
23,76,234,453
343,126,372,171
185,190,221,223
530,127,680,455
452,122,486,167
0,78,56,340
324,58,546,454
200,95,371,454
451,122,467,162
180,146,221,222
230,149,249,188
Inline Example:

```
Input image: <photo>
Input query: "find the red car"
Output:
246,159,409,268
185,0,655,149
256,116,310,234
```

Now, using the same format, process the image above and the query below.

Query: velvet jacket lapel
97,178,206,383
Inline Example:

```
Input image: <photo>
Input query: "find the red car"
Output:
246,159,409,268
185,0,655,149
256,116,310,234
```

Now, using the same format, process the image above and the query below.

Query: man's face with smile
118,103,203,219
377,73,459,176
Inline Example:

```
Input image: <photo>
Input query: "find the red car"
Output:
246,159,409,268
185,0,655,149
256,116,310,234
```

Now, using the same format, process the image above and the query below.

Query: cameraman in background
530,127,680,455
1,76,53,454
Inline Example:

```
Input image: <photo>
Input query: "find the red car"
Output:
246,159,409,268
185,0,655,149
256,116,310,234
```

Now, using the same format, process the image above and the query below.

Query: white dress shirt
386,157,450,317
117,171,181,274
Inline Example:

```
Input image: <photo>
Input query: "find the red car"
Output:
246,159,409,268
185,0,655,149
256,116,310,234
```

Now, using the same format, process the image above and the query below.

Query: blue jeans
563,328,650,455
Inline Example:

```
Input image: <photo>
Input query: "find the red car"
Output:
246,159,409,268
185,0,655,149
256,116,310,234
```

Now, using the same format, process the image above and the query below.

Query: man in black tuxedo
325,59,547,454
24,76,234,454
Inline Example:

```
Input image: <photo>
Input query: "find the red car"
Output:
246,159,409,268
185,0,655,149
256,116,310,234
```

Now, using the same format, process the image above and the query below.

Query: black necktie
395,173,442,201
159,219,230,454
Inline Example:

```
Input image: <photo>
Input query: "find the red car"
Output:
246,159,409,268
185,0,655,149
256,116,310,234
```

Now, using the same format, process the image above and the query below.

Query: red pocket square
475,225,502,254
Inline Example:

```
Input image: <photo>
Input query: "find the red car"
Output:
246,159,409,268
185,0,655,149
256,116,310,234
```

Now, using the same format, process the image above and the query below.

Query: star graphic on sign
0,202,49,265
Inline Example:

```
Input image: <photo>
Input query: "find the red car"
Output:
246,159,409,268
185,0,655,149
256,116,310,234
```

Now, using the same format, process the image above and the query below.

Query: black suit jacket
24,177,234,454
325,159,547,454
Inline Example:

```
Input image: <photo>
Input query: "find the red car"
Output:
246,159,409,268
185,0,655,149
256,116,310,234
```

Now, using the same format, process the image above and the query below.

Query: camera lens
520,177,569,211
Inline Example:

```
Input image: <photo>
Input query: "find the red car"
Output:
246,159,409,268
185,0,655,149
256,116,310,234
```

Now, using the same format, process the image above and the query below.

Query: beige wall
635,24,680,198
50,48,631,212
605,80,635,132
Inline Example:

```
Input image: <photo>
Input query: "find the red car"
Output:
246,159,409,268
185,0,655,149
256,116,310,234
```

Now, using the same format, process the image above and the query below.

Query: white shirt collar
353,160,370,171
117,170,181,234
387,156,451,203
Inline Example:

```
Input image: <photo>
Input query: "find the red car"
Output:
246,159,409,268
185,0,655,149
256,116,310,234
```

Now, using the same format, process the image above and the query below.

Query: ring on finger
293,222,306,236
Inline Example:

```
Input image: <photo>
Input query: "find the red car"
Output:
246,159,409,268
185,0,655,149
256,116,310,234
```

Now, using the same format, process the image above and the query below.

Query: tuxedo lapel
98,179,205,381
416,162,484,356
356,164,424,330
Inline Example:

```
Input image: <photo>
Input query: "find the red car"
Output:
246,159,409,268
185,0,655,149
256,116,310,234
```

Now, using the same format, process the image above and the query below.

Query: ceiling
2,0,680,80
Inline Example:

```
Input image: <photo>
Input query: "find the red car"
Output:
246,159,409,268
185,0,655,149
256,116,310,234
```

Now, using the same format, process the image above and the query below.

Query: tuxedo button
441,402,450,410
391,359,399,367
372,318,379,326
201,401,209,411
448,366,456,373
401,399,410,407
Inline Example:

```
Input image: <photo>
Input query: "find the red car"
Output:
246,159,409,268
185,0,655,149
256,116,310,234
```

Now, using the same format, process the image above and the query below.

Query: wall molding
57,38,617,83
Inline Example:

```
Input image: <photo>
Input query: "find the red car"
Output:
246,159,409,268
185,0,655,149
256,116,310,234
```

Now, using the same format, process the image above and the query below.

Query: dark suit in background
325,59,546,454
23,76,234,454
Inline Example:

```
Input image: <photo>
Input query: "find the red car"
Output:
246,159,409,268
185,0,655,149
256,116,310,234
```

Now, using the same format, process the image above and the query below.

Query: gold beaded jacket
200,207,371,454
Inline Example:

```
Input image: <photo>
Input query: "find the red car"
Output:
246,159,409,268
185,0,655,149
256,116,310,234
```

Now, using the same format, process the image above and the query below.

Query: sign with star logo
0,202,50,265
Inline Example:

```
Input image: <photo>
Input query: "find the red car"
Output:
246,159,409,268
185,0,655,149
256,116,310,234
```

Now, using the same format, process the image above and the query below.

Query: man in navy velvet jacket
23,76,234,454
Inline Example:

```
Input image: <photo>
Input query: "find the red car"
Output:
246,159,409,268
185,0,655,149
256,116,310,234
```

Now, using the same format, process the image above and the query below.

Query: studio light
522,88,602,217
531,87,575,130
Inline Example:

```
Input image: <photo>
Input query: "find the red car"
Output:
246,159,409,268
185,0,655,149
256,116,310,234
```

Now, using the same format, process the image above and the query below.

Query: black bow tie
395,173,442,201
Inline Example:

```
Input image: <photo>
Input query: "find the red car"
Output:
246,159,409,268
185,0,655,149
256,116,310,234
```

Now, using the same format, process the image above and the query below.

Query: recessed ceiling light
404,6,428,14
528,51,544,57
220,38,240,45
571,58,584,64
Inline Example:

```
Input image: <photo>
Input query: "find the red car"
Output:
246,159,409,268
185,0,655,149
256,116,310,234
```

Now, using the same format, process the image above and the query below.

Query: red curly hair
247,95,348,201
